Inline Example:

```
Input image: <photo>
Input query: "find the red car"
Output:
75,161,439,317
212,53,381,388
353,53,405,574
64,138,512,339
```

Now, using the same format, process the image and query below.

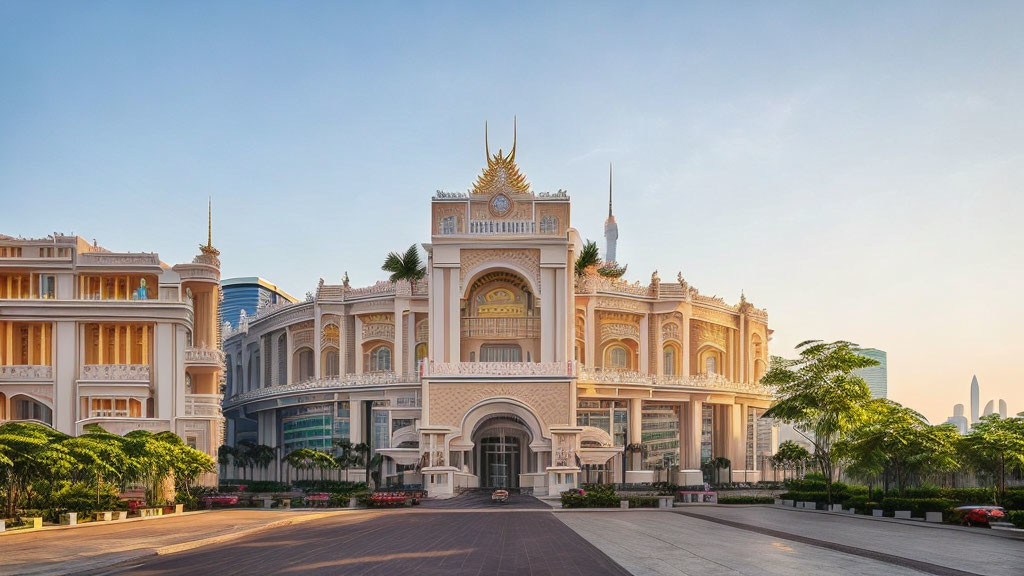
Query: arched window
296,348,314,381
324,349,339,377
705,355,717,375
224,354,233,393
415,343,427,364
609,346,628,370
185,373,192,394
277,334,287,385
369,346,391,372
247,353,260,390
663,346,676,376
540,215,559,234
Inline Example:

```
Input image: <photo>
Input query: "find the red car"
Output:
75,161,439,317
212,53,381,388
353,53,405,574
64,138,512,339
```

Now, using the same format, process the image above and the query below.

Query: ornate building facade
0,221,224,479
222,131,774,495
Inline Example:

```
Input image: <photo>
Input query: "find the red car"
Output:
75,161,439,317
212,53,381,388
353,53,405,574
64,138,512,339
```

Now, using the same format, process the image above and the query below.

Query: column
654,314,663,376
393,305,404,376
354,316,363,374
585,301,596,368
628,398,643,470
540,267,555,362
338,317,348,376
739,315,747,384
313,307,321,378
554,267,566,362
447,268,460,362
730,403,745,478
53,321,76,434
686,400,703,469
639,314,649,373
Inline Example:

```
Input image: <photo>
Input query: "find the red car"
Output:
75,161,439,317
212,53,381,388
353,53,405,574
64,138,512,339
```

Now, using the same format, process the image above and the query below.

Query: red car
954,505,1006,527
202,494,240,508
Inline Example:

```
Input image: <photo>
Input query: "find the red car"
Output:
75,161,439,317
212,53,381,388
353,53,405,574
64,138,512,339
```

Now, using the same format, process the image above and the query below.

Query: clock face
490,193,512,216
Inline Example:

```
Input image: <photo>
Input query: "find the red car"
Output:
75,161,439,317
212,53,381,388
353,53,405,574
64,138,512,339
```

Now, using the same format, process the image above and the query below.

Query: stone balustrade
184,393,224,417
225,371,421,405
425,361,576,377
185,346,225,365
574,275,654,297
0,365,53,380
577,366,770,395
80,364,150,381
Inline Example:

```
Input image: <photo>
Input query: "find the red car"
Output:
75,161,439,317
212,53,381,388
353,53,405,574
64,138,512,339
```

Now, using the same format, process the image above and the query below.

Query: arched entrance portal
473,415,531,489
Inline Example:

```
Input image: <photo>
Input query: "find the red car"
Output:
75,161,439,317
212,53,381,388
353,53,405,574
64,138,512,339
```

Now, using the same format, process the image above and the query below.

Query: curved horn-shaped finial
510,116,517,161
485,121,490,162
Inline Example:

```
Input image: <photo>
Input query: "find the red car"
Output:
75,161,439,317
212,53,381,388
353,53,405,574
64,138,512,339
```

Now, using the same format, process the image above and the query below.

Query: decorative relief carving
600,323,639,341
460,249,541,292
0,365,54,381
661,322,680,342
692,305,737,327
350,300,394,313
693,321,728,348
292,330,313,349
427,382,571,431
321,323,339,347
78,253,160,266
80,364,150,381
360,313,395,342
594,296,647,312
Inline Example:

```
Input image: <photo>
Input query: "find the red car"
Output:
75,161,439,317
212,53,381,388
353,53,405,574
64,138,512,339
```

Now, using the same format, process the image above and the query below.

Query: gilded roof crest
472,118,531,195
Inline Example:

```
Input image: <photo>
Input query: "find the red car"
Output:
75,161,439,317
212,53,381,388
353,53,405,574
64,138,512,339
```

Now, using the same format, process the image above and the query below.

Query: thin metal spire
608,163,613,218
207,196,212,248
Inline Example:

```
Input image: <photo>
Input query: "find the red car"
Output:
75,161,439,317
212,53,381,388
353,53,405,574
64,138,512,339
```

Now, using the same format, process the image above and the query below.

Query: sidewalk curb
0,510,212,537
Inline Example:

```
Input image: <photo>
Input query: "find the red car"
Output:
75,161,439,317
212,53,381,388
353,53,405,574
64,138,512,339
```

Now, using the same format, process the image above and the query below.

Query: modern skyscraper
853,348,887,399
971,375,980,424
220,277,296,329
944,404,969,434
604,163,618,264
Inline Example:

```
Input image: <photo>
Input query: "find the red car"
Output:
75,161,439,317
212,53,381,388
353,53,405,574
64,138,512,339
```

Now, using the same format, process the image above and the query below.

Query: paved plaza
2,504,1021,576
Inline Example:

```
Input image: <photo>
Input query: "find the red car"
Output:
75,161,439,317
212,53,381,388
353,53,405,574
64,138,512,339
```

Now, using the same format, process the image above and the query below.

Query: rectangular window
38,275,55,299
701,404,714,464
372,409,389,450
641,403,679,473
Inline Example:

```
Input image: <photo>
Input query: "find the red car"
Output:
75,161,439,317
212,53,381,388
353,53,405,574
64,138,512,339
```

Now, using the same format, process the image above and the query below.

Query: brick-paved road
97,510,629,576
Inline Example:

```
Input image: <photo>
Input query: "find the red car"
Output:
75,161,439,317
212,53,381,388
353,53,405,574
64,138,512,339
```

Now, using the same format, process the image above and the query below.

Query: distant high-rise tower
604,163,618,263
999,399,1008,418
970,375,980,424
853,348,887,399
983,399,995,417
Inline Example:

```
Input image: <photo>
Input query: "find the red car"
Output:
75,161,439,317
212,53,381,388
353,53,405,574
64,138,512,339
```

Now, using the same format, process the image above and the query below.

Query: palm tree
249,444,276,481
381,244,426,287
333,439,355,482
217,444,236,479
354,442,372,486
772,441,811,482
574,240,601,276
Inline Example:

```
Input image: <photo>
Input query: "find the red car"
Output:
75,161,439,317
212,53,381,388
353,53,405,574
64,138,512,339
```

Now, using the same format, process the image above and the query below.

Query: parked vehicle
953,505,1006,527
491,489,509,503
202,494,240,508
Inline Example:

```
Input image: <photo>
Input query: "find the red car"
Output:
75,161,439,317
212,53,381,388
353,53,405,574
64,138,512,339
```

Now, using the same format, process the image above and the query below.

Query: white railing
184,393,224,417
425,361,576,378
185,346,225,365
577,366,770,395
467,220,538,235
460,316,540,339
226,372,421,405
0,365,53,380
80,364,150,381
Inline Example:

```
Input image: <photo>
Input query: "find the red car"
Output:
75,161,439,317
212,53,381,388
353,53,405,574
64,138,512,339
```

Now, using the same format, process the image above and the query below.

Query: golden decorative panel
460,249,541,292
427,381,571,431
595,297,647,312
692,306,737,327
692,320,728,348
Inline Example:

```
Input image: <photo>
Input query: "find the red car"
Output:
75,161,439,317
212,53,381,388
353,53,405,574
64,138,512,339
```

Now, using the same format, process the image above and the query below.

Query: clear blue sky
2,1,1022,423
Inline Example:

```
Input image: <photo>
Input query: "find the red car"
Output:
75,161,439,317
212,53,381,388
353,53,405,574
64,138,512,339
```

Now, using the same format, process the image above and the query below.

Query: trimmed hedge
560,484,621,509
881,497,955,518
1007,510,1024,529
626,496,661,508
718,496,774,505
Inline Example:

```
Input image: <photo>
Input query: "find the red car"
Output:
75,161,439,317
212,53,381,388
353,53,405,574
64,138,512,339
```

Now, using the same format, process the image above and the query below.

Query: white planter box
894,510,911,519
60,512,77,526
620,500,629,509
782,499,794,507
114,511,128,521
97,511,113,522
872,509,883,517
925,512,943,523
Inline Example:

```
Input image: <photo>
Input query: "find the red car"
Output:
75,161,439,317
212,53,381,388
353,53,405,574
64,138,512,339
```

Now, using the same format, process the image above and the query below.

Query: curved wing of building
222,131,774,494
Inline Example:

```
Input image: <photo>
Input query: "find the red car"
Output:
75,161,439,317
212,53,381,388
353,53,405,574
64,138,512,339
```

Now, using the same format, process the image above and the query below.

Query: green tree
218,444,237,479
333,439,356,482
249,444,276,481
0,422,74,517
574,240,601,276
836,400,959,493
771,440,811,481
354,442,372,486
762,340,877,505
960,414,1024,498
382,244,426,286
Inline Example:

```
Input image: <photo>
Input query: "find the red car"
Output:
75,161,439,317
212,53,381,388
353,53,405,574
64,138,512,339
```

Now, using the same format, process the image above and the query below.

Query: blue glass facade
220,277,296,329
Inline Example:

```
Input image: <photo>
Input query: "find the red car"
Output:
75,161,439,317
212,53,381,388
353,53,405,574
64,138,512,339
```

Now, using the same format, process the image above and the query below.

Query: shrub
627,496,660,508
293,480,366,493
245,481,293,493
998,489,1024,510
1006,510,1024,529
881,497,955,518
718,496,773,505
778,491,829,506
560,484,621,508
54,483,120,518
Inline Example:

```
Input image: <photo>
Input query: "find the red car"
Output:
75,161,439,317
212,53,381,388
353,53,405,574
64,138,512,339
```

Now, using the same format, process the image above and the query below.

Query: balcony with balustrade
460,316,540,339
0,365,54,382
184,393,224,418
185,346,225,368
423,361,576,379
79,364,151,382
576,365,770,396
